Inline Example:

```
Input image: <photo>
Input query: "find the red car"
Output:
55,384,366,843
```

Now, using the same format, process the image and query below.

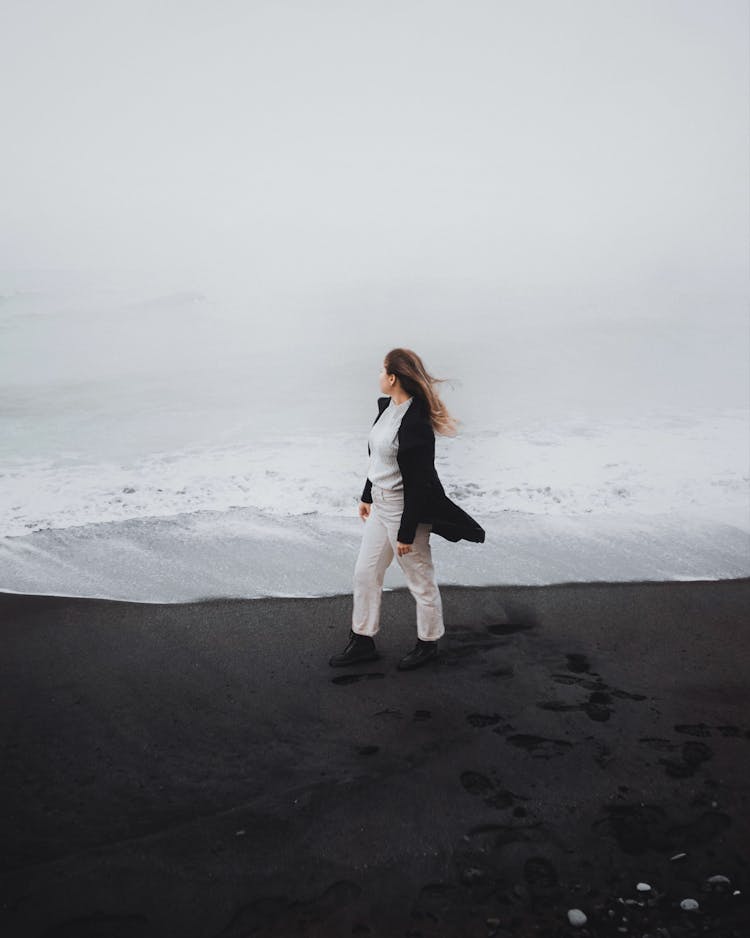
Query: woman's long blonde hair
384,348,460,437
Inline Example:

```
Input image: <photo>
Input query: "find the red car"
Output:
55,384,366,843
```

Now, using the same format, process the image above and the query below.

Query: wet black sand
1,579,749,937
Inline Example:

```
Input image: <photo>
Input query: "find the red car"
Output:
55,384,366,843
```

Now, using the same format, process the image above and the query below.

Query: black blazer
360,395,486,545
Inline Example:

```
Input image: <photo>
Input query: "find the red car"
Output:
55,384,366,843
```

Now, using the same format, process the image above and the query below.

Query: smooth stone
680,898,699,911
636,882,651,892
567,908,587,927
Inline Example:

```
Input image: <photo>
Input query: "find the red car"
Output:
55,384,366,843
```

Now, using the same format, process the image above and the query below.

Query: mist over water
2,267,746,463
1,267,746,540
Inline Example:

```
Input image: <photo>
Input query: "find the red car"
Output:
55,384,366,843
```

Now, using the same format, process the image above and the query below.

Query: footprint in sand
537,689,613,721
466,712,504,727
593,802,731,855
412,880,463,920
551,673,586,685
592,740,613,768
453,821,549,902
674,722,712,737
523,855,561,901
483,788,515,810
659,757,697,779
460,770,495,796
675,722,750,739
582,677,645,700
565,653,591,673
593,803,669,854
658,740,713,778
609,688,648,700
544,668,646,722
331,672,385,685
505,734,573,758
487,721,516,736
459,770,519,809
639,737,678,752
668,810,732,848
682,740,713,766
537,701,581,712
583,691,614,722
716,724,741,737
656,737,713,778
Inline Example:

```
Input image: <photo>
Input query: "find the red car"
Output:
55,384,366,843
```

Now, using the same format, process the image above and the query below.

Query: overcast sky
1,0,748,326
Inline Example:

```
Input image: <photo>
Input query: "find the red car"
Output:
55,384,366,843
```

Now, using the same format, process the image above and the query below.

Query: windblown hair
384,348,460,437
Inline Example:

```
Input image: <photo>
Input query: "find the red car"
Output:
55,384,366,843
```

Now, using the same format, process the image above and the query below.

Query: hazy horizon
2,0,747,321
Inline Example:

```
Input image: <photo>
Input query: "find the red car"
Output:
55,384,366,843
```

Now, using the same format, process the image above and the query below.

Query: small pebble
680,898,699,911
636,882,651,892
706,874,730,885
733,889,741,896
567,908,587,927
670,852,687,861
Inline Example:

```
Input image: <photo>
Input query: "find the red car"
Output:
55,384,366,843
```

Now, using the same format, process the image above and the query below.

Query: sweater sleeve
360,401,387,504
360,434,373,503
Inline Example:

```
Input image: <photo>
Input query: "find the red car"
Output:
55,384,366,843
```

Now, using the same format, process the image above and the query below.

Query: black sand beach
1,579,749,937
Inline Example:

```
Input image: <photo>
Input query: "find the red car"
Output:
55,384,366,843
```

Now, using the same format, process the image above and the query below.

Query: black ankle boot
397,637,439,671
329,629,380,667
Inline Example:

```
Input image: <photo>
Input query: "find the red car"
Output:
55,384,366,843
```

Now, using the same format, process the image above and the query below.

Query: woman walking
329,348,485,672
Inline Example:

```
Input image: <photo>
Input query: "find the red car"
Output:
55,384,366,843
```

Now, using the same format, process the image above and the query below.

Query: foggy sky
2,0,748,321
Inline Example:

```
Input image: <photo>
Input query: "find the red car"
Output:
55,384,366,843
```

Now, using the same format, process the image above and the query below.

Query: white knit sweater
367,396,413,490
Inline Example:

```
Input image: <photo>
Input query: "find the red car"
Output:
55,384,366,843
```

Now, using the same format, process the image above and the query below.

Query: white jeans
352,482,445,641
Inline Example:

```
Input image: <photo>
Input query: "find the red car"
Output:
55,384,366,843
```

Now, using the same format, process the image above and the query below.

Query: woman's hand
358,502,411,553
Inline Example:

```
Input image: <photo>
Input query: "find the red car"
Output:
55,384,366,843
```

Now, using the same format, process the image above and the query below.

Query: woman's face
379,363,393,395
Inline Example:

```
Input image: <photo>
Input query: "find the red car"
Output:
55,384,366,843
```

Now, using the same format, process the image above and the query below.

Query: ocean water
1,272,748,601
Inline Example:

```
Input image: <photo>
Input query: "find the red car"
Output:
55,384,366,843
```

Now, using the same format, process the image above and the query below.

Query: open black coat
360,395,486,545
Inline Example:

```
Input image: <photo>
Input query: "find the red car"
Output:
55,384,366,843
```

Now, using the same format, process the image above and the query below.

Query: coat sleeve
361,466,373,504
397,421,435,544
